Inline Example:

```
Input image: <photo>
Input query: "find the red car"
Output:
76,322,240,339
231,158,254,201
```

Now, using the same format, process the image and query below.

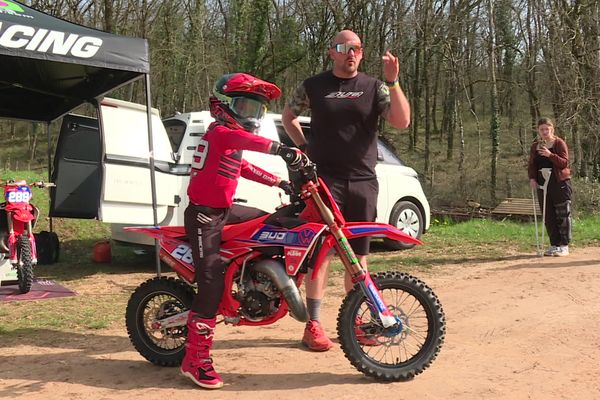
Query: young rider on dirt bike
181,72,303,389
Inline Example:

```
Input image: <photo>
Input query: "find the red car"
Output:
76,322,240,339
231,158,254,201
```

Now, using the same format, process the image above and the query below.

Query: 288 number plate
6,188,31,203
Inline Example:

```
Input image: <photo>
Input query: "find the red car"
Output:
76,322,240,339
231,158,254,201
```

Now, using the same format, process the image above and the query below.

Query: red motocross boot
180,313,223,389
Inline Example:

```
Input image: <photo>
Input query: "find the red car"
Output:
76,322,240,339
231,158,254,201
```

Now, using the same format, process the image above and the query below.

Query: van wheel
383,201,423,250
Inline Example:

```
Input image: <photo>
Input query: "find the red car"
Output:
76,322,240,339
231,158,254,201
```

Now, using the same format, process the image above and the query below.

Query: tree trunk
488,0,500,205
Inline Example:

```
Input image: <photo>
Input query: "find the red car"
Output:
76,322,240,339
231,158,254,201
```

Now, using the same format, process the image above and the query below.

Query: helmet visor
230,97,267,120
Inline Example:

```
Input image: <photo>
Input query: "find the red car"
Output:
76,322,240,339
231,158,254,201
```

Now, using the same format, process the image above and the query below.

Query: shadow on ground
0,329,370,394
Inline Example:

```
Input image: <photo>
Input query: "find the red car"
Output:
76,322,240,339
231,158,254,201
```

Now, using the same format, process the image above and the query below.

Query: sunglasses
332,43,363,54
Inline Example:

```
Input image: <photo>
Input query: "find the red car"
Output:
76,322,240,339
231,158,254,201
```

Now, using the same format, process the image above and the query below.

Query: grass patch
0,292,130,335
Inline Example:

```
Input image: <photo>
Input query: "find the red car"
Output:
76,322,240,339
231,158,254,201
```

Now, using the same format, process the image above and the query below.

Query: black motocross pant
536,177,572,247
184,203,266,317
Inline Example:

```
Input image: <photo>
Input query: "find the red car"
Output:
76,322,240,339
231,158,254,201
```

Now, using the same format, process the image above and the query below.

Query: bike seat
263,202,306,229
222,214,268,242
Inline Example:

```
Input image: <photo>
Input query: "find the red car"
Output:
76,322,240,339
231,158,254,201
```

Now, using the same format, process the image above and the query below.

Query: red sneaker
302,320,334,351
355,316,380,347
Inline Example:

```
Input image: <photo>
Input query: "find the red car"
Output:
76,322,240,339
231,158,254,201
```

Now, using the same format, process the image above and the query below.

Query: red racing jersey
187,123,279,208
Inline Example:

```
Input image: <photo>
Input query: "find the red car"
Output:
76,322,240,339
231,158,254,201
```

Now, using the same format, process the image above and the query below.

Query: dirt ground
2,247,600,400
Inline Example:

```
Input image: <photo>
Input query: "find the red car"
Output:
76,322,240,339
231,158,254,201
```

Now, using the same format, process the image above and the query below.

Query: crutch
531,185,542,256
539,168,552,253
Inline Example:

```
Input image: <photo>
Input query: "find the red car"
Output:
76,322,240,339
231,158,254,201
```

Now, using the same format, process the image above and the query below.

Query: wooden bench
491,197,541,218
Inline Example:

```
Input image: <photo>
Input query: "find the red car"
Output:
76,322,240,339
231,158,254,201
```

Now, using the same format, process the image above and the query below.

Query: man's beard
341,60,358,74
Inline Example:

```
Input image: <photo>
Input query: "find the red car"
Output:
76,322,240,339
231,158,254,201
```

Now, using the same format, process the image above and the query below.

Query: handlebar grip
32,181,56,188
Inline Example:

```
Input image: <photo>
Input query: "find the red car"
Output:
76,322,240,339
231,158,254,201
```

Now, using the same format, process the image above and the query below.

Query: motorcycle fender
123,226,165,240
12,208,35,223
124,225,186,240
342,222,422,246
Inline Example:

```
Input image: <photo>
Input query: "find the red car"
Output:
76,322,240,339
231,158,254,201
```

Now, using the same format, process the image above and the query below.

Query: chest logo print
324,91,364,99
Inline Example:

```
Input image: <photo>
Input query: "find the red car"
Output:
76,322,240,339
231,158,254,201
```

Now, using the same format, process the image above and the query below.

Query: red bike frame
2,180,39,264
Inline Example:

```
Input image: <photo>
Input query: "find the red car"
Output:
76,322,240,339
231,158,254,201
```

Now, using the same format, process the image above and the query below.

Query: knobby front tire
337,271,445,381
17,234,34,294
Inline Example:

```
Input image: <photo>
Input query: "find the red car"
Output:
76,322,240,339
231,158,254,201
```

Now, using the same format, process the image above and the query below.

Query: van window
377,140,404,166
273,120,311,147
62,121,100,162
274,117,405,166
163,119,187,152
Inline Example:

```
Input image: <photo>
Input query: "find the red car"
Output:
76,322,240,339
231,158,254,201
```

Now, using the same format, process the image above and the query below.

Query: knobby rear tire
125,277,195,367
337,271,445,381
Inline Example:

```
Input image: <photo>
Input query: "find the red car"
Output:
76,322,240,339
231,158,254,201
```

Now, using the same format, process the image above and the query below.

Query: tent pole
144,74,161,277
46,122,53,232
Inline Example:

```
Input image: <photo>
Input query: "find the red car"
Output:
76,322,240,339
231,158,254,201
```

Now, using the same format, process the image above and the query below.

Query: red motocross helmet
209,73,282,132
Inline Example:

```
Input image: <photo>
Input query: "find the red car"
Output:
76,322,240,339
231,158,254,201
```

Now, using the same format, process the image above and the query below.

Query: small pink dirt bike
0,180,55,293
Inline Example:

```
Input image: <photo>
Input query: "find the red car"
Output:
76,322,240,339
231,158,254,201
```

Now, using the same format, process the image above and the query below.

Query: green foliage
571,178,600,214
0,121,51,171
572,213,600,246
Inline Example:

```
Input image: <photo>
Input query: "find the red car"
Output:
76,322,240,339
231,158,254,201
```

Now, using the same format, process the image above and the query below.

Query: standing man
282,29,411,351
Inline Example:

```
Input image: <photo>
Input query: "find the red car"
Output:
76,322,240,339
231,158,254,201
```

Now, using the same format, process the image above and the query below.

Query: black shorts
320,174,378,256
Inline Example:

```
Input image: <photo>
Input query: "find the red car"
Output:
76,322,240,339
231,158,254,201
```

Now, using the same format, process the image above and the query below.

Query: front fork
7,212,17,264
333,228,398,328
309,186,397,328
6,214,36,265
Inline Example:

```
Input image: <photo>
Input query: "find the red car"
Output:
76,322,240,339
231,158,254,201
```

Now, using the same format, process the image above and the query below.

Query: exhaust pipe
254,259,308,322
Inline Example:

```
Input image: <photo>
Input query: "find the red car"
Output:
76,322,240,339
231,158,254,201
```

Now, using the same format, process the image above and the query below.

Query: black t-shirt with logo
289,70,389,180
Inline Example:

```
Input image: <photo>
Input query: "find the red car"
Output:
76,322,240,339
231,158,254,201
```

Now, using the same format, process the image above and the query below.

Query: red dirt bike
0,180,55,293
125,155,445,381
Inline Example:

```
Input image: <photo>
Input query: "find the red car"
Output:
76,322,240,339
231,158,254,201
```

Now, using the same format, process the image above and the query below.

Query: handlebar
286,153,318,198
4,180,56,188
290,153,316,178
31,181,56,188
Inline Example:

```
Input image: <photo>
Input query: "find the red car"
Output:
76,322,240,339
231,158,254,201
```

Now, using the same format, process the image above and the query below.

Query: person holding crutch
528,117,572,257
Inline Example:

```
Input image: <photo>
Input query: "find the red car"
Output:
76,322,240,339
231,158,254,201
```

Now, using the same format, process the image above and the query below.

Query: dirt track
2,247,600,399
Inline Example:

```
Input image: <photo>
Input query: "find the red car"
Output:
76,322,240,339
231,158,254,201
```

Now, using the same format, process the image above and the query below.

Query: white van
50,98,289,246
